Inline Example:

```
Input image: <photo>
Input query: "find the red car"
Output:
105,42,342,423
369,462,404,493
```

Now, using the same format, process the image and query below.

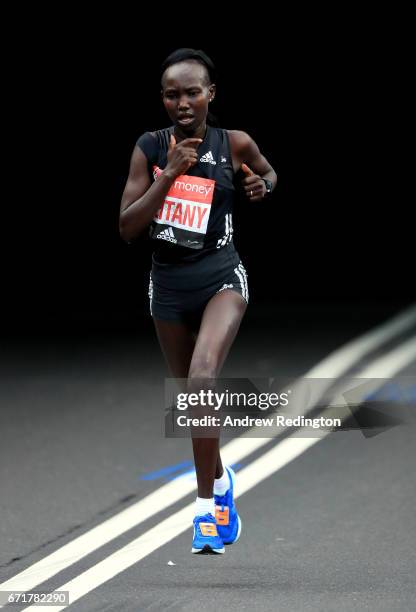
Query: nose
178,94,190,109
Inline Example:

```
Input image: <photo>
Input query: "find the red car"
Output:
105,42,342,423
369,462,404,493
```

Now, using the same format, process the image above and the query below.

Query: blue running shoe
214,466,242,545
191,513,225,554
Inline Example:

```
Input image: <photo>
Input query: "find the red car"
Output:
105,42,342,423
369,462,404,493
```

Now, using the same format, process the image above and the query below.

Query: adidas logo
200,151,217,165
217,283,234,293
156,227,177,243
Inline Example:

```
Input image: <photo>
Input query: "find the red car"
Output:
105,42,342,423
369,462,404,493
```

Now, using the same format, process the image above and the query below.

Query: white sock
214,467,230,496
195,496,215,517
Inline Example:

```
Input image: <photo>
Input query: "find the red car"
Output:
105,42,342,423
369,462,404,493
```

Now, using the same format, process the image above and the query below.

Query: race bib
150,165,216,249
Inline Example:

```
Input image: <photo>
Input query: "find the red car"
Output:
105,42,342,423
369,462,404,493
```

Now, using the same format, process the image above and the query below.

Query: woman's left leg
188,289,247,498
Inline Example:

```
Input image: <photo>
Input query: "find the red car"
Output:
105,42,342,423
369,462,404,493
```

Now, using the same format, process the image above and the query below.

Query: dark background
2,18,413,338
1,18,415,611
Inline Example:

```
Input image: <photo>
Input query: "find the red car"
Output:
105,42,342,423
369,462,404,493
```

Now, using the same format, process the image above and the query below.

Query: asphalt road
1,301,415,611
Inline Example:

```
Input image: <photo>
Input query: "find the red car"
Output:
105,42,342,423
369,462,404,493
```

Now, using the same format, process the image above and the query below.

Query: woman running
119,48,278,554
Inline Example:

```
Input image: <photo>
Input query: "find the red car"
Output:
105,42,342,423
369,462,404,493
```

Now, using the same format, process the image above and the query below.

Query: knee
187,357,218,394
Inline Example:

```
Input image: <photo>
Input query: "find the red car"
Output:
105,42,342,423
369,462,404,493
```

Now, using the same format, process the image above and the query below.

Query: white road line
0,438,263,594
307,303,416,378
21,334,416,611
1,304,415,598
356,335,416,378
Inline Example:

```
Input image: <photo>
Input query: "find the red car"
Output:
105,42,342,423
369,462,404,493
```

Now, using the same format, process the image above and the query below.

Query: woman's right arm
119,146,175,243
119,136,202,243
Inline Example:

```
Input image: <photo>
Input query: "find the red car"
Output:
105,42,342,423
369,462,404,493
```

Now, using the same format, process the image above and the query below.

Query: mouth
177,115,194,125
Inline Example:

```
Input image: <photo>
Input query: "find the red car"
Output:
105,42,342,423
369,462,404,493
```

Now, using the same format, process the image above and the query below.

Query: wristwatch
262,178,273,196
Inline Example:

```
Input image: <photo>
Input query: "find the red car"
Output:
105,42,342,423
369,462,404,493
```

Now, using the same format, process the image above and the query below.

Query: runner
119,48,278,553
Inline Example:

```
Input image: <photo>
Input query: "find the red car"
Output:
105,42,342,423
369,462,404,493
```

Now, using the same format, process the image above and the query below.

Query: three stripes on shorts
233,262,249,303
216,213,233,248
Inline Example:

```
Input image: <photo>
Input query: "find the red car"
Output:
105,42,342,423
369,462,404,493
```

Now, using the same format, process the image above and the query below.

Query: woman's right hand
165,135,202,178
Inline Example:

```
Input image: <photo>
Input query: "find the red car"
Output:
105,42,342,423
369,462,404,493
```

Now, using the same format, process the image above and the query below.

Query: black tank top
136,125,235,264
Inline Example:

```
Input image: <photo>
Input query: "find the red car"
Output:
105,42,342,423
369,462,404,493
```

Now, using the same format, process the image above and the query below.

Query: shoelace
195,513,215,524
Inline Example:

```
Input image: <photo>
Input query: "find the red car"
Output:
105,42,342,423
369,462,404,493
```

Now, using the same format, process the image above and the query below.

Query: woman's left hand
241,163,266,202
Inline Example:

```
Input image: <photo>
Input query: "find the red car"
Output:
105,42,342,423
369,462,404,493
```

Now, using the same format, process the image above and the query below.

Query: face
161,61,215,134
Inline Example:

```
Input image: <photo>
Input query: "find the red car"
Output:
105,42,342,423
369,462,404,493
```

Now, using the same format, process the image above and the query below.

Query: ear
209,84,216,102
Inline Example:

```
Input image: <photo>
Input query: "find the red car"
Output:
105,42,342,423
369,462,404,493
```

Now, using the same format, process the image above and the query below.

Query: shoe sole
191,544,225,554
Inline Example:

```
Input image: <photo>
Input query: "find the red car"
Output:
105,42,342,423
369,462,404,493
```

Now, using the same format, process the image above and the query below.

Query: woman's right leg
153,317,224,480
153,318,196,381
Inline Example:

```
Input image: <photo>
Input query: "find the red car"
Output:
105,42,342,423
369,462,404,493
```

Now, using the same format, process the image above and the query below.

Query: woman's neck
174,122,207,143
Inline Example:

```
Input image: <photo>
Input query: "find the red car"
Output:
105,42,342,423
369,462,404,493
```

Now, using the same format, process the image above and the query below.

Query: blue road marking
140,460,193,481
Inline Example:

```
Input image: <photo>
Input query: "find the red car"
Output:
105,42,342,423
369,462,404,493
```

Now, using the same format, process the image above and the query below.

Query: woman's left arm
228,130,278,202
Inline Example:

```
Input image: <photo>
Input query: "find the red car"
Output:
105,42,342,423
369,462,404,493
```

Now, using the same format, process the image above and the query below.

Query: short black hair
160,48,216,85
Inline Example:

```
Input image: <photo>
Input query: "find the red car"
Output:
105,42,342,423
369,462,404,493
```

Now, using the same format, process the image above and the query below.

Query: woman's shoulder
136,127,171,160
138,127,171,140
226,130,255,160
148,126,172,137
226,130,252,145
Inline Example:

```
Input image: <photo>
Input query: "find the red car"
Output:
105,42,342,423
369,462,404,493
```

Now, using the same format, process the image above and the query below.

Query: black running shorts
148,243,249,322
